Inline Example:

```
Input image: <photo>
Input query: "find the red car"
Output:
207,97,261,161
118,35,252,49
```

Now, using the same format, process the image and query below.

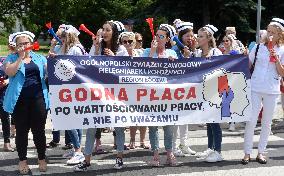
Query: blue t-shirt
172,45,183,59
3,51,49,113
20,60,43,99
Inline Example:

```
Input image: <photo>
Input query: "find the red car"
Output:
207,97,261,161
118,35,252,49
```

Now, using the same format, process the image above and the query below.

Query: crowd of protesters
0,17,284,174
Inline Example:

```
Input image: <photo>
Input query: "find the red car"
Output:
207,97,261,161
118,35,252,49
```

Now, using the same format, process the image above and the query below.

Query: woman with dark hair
172,21,196,59
170,21,197,157
89,21,128,56
75,20,128,172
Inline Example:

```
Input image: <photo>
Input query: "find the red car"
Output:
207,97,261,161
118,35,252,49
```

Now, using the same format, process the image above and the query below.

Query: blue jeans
207,123,222,152
52,130,71,144
67,129,82,149
115,127,125,152
149,126,173,151
84,128,97,156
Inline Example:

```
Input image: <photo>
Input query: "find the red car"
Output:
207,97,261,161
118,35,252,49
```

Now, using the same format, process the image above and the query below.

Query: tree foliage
1,0,283,47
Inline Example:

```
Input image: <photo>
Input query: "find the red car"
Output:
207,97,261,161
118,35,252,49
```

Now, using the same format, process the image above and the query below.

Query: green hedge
0,31,9,45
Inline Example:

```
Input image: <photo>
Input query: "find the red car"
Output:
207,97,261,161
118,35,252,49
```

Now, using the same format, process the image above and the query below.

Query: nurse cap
203,24,218,35
176,22,194,32
10,31,35,44
269,18,284,31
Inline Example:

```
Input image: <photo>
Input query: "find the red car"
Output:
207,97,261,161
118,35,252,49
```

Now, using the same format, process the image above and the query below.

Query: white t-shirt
89,45,129,56
66,44,86,56
194,48,223,57
249,43,284,94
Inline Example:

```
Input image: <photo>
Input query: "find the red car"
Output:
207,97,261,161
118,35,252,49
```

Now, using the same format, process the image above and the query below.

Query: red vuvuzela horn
79,24,95,37
146,18,155,40
45,22,52,29
24,41,40,51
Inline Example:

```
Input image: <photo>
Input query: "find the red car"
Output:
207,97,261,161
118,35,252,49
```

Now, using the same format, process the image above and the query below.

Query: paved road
1,98,284,176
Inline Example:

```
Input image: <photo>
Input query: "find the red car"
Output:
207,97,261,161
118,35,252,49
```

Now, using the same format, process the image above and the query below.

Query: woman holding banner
142,24,178,166
47,24,73,150
242,17,284,165
118,31,149,149
74,21,128,172
3,31,49,174
194,25,224,163
170,21,197,157
55,25,87,165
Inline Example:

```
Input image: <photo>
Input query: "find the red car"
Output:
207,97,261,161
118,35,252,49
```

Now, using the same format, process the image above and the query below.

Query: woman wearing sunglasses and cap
142,24,178,166
118,31,150,150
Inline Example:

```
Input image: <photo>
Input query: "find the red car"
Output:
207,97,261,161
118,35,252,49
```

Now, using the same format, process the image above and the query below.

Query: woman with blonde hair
195,25,224,163
50,25,87,166
221,34,241,55
242,17,284,165
47,24,72,149
118,32,149,149
194,25,222,58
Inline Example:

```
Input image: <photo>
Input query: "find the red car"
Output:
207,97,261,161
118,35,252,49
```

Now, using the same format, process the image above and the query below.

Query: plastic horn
172,36,185,49
24,41,40,51
79,24,95,36
146,18,155,40
268,36,276,62
45,22,62,45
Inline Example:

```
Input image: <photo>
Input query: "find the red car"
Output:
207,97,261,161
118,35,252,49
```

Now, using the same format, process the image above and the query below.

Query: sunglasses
122,40,133,44
156,34,165,40
223,40,229,42
17,42,30,47
137,40,143,43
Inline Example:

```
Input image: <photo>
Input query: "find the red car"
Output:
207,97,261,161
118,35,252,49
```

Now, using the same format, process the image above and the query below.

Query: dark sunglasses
223,40,229,42
137,40,143,43
17,42,30,47
156,34,165,40
123,40,133,44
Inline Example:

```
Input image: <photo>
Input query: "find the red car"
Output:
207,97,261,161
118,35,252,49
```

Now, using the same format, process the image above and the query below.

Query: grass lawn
0,45,50,57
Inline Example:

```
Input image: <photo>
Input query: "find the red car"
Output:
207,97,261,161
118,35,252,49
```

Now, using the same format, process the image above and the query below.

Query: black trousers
13,96,47,161
0,106,10,143
96,128,102,139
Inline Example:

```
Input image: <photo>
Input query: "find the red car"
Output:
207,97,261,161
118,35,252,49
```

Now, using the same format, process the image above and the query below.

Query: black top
20,60,43,99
